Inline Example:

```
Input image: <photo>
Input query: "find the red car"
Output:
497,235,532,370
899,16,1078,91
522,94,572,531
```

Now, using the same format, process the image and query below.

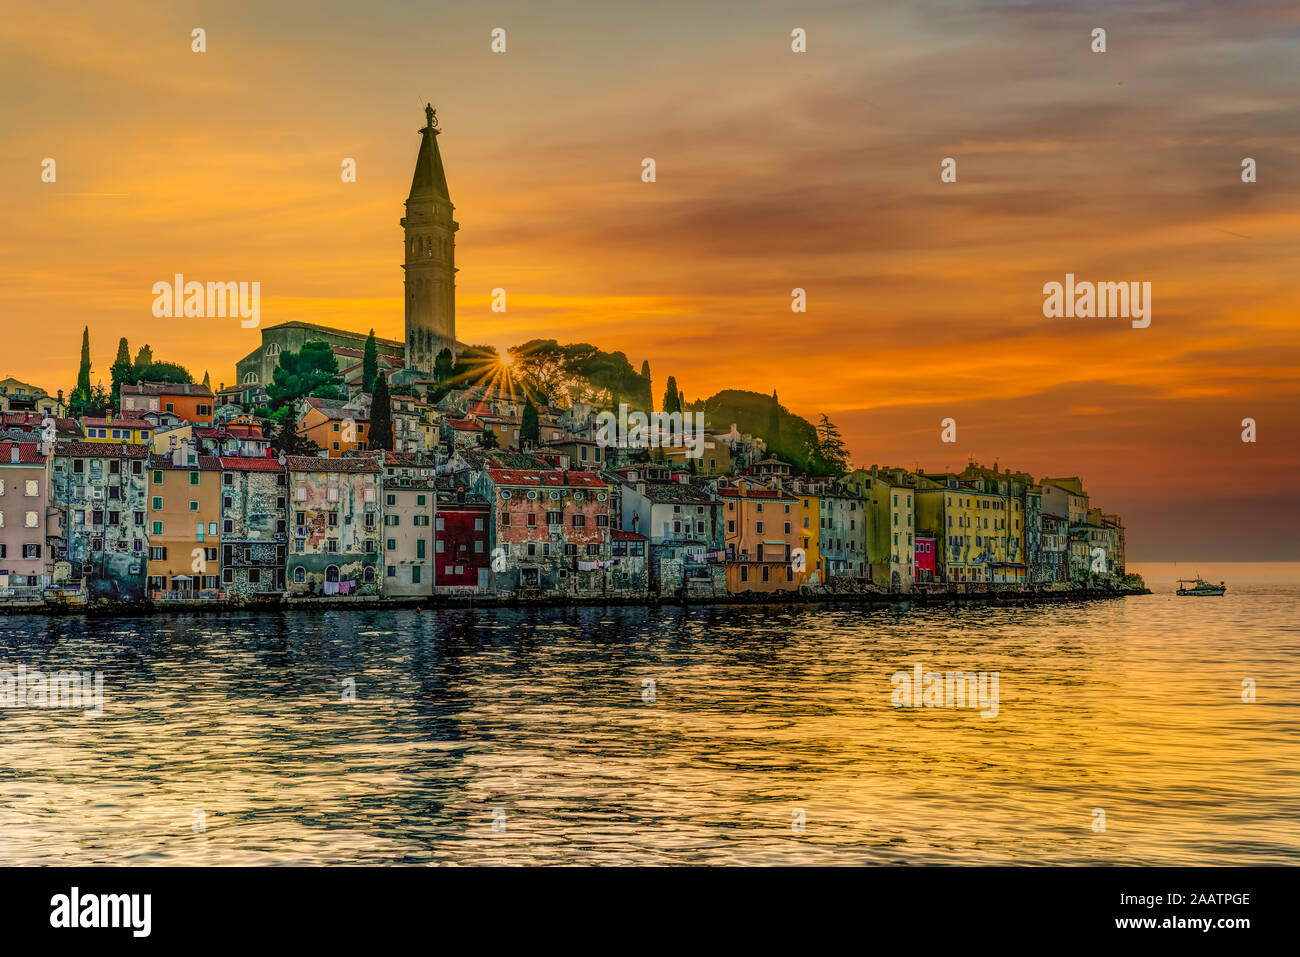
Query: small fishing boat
1176,577,1226,596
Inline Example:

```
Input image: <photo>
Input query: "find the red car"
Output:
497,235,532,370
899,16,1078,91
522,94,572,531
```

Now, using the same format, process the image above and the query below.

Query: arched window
243,372,258,384
325,565,340,583
363,566,375,583
266,343,281,357
293,566,305,583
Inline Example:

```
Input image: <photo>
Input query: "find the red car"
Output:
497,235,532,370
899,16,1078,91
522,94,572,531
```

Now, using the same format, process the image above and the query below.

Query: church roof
408,105,451,203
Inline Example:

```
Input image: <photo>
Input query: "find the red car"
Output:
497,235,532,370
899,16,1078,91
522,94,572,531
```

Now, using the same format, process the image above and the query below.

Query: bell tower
402,104,457,373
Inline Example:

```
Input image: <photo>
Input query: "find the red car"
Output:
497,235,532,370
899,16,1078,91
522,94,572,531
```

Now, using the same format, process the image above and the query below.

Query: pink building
0,442,52,599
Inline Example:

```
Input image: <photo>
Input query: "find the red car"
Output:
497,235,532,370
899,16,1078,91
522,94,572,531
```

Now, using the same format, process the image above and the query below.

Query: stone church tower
401,104,458,373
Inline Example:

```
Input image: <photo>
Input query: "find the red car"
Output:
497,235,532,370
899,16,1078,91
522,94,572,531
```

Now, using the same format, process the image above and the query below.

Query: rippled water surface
1,562,1296,865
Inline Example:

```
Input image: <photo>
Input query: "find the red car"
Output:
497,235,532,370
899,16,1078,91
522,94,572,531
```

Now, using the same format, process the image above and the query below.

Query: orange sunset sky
2,1,1297,560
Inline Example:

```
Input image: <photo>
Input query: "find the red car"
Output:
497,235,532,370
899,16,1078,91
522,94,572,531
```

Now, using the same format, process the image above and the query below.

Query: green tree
701,389,823,473
264,416,322,457
369,373,394,451
478,425,500,449
133,344,154,375
362,329,379,393
265,340,346,420
641,359,653,412
508,339,567,402
521,395,540,447
75,327,92,399
433,347,454,384
816,414,851,474
134,361,192,384
109,337,133,408
663,376,682,416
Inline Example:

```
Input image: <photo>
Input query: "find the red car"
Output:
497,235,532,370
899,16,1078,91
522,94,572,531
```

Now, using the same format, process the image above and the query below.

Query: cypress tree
521,395,540,447
362,329,379,393
640,359,653,412
109,337,133,409
370,373,394,451
663,376,681,416
75,327,92,398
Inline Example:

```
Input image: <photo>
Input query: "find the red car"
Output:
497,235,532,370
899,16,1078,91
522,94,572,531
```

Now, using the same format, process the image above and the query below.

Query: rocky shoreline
0,579,1150,617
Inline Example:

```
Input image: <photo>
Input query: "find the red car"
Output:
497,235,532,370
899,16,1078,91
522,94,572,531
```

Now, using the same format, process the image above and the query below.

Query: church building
233,104,462,401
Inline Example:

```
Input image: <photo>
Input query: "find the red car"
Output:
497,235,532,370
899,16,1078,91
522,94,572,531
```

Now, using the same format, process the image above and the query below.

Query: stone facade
220,457,288,600
285,456,382,595
51,442,150,600
475,467,614,597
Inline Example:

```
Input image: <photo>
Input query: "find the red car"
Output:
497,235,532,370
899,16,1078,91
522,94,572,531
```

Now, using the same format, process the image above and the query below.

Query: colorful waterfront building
51,441,150,600
718,480,802,593
609,529,650,594
474,466,615,597
147,445,223,599
285,456,382,595
219,456,288,600
845,467,916,591
914,534,937,582
1025,485,1045,583
382,452,435,597
957,463,1030,584
1039,512,1069,582
0,442,53,601
789,479,824,586
915,473,1001,583
617,465,725,598
433,475,491,594
817,480,867,583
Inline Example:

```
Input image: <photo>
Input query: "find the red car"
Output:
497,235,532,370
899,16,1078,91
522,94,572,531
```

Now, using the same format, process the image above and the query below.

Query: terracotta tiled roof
638,482,715,504
218,456,284,471
486,468,609,488
122,381,214,398
0,441,45,464
56,441,150,458
717,485,797,500
149,453,224,469
284,455,381,473
81,417,152,429
610,529,646,540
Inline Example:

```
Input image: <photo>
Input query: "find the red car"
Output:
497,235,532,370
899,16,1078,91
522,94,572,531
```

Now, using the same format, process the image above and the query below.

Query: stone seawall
1,580,1150,617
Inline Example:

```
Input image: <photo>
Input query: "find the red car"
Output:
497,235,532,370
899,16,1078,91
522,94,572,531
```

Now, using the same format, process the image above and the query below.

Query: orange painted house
121,382,215,424
719,481,803,593
295,397,369,457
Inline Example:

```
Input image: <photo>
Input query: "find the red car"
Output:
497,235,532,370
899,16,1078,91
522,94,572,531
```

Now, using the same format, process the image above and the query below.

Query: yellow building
845,467,917,591
146,447,223,598
719,481,803,593
915,474,1004,583
657,436,731,477
0,377,61,415
81,416,153,445
957,464,1030,583
152,423,195,454
791,484,823,585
